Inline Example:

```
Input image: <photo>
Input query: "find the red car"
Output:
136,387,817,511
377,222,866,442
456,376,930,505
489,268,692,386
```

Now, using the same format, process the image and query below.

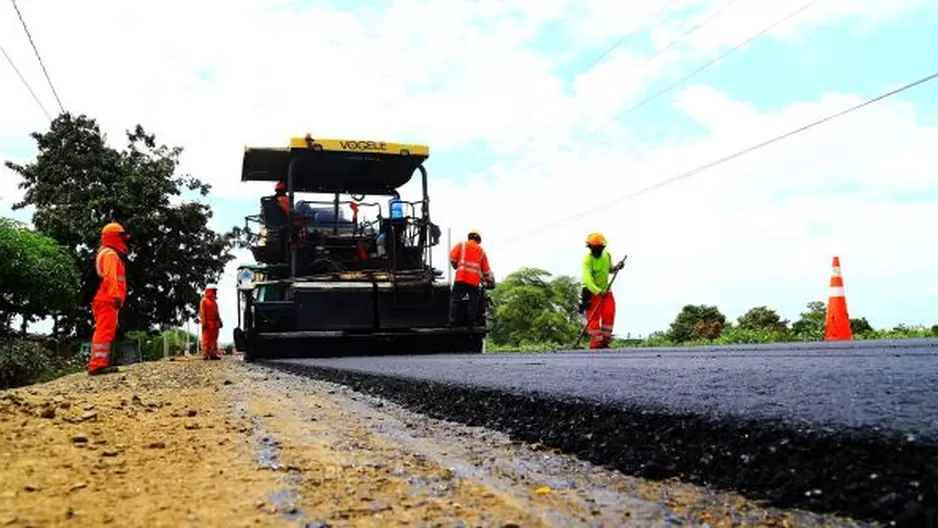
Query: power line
479,0,742,176
491,68,938,248
489,0,681,137
0,40,52,120
491,0,822,183
11,0,64,113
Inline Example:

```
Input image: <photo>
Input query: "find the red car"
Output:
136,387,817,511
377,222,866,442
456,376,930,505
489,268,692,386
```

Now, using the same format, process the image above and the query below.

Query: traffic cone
824,256,852,340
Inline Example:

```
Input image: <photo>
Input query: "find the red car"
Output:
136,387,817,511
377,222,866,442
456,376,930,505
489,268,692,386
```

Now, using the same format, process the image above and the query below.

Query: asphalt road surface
273,338,938,438
267,338,938,525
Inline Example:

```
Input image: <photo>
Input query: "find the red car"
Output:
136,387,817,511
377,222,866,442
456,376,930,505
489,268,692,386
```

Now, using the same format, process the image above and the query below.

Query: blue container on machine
389,198,404,219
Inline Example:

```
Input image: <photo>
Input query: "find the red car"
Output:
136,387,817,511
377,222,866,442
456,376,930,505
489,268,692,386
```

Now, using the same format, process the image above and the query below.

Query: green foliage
0,218,80,335
854,324,937,340
791,301,826,339
668,304,726,343
0,337,86,389
485,287,936,353
127,328,199,362
737,306,789,334
6,113,239,338
850,317,873,334
710,326,788,344
488,267,581,347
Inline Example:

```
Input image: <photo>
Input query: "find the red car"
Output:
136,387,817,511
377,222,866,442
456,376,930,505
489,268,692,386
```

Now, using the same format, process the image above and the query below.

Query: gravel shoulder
0,357,285,527
1,357,874,527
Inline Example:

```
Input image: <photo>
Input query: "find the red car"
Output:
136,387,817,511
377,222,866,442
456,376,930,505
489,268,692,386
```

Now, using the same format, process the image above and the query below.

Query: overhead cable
491,68,938,248
0,40,52,120
496,0,822,182
11,0,64,113
479,0,742,174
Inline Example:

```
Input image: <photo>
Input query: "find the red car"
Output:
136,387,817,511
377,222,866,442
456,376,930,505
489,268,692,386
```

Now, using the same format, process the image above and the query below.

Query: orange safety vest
449,240,493,287
93,246,127,304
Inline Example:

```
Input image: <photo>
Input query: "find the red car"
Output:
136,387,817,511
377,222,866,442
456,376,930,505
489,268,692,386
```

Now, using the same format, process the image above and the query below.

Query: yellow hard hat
101,222,126,235
586,232,606,247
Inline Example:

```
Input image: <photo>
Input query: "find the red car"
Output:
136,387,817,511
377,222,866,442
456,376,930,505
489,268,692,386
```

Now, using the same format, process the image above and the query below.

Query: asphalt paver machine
232,135,488,360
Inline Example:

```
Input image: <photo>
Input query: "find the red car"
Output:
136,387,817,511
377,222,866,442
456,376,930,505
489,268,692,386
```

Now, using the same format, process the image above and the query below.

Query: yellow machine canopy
241,135,430,195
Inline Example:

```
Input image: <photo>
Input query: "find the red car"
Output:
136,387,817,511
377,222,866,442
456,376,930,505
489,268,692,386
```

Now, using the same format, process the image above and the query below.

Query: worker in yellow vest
582,232,624,349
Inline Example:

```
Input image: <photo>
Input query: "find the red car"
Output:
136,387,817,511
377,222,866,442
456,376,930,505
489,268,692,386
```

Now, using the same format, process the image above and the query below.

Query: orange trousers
201,326,220,359
89,300,119,372
586,292,616,349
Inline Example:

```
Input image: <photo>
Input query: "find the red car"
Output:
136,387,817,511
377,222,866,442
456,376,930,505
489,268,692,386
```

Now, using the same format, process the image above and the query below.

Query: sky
1,0,937,340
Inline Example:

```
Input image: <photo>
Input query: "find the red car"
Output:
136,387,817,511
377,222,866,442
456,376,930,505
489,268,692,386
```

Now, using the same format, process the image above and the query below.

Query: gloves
613,261,624,272
219,321,224,329
113,298,123,310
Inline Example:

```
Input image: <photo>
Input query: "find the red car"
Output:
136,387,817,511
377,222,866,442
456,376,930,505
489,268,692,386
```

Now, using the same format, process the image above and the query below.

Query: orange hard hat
275,181,287,191
101,222,127,236
586,232,606,247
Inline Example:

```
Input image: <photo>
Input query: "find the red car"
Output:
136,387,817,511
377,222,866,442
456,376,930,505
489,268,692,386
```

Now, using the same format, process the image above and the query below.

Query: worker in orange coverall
199,285,223,360
88,222,131,375
582,232,624,349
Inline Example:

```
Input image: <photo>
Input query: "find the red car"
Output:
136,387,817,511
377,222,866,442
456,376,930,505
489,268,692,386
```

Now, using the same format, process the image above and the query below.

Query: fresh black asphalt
264,338,938,526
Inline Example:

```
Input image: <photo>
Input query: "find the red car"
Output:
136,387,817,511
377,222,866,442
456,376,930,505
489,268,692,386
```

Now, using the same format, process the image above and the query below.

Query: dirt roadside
1,358,874,527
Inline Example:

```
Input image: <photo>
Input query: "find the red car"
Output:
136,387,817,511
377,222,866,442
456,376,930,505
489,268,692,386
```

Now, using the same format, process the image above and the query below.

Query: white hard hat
206,284,218,290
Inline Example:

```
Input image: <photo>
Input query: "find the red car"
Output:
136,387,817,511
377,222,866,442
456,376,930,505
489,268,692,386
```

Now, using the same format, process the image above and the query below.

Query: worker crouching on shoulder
199,285,223,360
88,222,131,375
449,230,495,328
582,233,624,349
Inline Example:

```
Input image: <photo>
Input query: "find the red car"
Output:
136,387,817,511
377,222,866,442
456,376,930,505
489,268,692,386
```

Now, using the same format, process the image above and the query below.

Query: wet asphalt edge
262,360,938,528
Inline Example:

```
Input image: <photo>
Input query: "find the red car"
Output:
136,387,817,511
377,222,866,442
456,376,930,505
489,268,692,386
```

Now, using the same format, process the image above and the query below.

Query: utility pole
446,227,452,285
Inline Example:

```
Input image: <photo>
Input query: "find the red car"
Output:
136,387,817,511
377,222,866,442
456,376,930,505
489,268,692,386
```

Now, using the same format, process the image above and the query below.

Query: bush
711,326,788,345
485,340,562,353
853,325,936,340
126,328,200,361
0,336,86,389
486,336,651,353
126,331,162,362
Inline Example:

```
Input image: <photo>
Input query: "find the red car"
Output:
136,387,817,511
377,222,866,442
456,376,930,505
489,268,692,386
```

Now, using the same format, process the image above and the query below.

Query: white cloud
425,87,938,334
2,0,936,338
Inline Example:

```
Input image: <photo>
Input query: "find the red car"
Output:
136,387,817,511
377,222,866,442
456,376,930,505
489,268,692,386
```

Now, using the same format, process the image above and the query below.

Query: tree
488,267,581,346
668,304,726,343
0,218,80,335
6,113,238,338
791,301,826,339
737,305,790,334
850,317,873,335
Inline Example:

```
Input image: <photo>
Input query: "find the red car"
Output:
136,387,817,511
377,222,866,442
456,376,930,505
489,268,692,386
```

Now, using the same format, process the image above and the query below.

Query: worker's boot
88,343,119,375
